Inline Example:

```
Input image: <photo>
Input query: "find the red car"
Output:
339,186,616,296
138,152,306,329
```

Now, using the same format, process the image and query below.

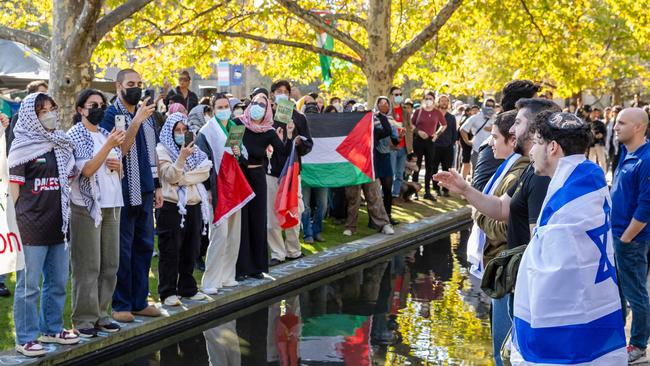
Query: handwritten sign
0,126,24,275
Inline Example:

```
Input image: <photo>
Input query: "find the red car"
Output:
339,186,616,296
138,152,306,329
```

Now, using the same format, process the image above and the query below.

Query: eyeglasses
393,93,402,96
85,102,107,110
179,77,190,82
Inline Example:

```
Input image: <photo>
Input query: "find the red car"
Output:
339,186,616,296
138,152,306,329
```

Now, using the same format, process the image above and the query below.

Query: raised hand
432,169,469,195
107,128,126,148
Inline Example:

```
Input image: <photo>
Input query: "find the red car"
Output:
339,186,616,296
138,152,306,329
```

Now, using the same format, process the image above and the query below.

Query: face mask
394,95,403,104
424,100,434,107
174,133,185,146
275,94,289,102
250,104,266,120
215,109,232,121
40,111,59,130
233,109,243,118
483,106,495,118
121,87,142,106
86,107,104,125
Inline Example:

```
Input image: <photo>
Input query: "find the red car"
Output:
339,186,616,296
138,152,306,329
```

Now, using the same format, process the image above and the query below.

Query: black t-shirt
9,151,65,245
506,164,550,249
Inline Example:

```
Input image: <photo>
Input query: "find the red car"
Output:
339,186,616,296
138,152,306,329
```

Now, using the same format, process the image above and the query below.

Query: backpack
480,244,527,299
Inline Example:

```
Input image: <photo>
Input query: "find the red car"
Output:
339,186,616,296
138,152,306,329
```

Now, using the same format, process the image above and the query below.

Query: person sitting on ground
400,153,421,202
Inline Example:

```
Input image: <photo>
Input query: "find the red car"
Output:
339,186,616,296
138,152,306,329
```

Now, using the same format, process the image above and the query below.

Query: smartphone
184,131,194,145
115,115,126,131
144,88,155,106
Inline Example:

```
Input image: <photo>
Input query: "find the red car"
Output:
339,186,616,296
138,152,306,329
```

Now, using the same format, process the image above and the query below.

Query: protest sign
0,127,24,275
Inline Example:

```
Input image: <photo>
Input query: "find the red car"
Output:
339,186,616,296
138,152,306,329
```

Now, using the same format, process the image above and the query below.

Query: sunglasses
393,93,402,96
85,103,107,110
252,101,267,109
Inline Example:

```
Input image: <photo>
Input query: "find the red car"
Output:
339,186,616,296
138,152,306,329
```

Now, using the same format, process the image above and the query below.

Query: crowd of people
0,71,648,365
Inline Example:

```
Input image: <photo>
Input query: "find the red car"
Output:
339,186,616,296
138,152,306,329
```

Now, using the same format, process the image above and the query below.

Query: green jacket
474,156,530,265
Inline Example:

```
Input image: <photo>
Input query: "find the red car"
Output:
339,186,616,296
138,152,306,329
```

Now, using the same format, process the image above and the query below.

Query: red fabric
336,112,374,180
393,106,403,123
413,108,446,137
275,312,300,366
336,318,371,366
275,144,301,229
214,153,254,224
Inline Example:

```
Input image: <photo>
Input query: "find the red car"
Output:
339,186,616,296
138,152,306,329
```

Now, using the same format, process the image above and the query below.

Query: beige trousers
202,210,242,290
266,175,303,261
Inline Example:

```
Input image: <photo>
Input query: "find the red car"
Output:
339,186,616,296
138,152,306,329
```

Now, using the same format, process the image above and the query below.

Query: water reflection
121,231,493,365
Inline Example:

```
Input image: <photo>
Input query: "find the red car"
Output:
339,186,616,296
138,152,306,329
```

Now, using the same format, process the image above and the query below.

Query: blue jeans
492,294,512,366
390,147,407,197
301,186,328,239
112,192,154,312
14,243,69,345
614,236,650,349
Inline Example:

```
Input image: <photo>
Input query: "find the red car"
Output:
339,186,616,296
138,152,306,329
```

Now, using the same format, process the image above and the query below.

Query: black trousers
237,166,269,277
379,176,393,219
157,201,202,301
329,187,347,220
413,136,436,194
431,145,454,193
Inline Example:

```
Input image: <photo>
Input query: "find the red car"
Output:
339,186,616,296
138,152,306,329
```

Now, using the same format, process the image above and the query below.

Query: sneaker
250,273,265,280
40,330,80,345
187,292,209,301
112,311,135,323
423,193,437,202
15,341,46,357
315,233,326,242
235,275,248,282
96,322,121,333
76,328,97,338
132,305,162,317
381,224,395,235
0,282,10,297
164,295,182,306
270,258,284,266
304,236,314,244
343,229,353,236
202,287,219,295
628,345,647,364
222,280,239,287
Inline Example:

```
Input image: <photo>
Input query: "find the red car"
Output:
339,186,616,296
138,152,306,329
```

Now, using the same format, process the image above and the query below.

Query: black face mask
304,103,320,114
121,87,142,106
86,107,105,125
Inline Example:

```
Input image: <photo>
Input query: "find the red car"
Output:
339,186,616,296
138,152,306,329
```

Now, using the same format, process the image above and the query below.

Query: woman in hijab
8,92,79,356
156,112,212,306
67,89,125,338
187,104,213,135
374,96,401,225
233,92,294,281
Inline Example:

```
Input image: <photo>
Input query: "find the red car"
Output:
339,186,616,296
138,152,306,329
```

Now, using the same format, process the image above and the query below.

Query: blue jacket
611,141,650,241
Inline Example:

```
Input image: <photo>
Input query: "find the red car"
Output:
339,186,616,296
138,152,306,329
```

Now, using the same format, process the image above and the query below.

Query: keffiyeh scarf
7,92,75,242
160,113,211,232
115,97,158,206
67,123,122,227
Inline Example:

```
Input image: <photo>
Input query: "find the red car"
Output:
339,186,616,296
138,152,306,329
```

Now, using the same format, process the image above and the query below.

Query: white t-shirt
461,112,495,153
71,131,124,208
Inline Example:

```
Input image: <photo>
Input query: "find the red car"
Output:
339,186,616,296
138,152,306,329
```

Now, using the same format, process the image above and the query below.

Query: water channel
102,230,493,366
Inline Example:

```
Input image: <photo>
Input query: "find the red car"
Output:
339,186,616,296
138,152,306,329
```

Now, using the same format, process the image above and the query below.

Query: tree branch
0,24,51,54
65,0,102,59
519,0,547,43
95,0,153,39
392,0,463,69
321,13,367,28
275,0,366,59
167,30,363,67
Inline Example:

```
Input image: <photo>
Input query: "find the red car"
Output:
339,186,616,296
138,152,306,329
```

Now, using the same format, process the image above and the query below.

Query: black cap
251,87,269,98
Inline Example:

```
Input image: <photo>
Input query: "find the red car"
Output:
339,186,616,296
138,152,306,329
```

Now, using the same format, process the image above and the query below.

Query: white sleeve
461,115,475,133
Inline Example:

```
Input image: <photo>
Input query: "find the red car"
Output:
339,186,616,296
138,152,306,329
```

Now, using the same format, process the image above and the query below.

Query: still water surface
108,231,493,366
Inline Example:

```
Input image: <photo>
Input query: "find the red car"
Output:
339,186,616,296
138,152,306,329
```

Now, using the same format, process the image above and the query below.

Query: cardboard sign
0,127,24,275
225,125,246,147
274,99,295,124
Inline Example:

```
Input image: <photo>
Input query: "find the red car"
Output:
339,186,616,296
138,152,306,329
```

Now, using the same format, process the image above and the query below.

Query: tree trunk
365,0,394,104
51,0,95,130
611,79,622,106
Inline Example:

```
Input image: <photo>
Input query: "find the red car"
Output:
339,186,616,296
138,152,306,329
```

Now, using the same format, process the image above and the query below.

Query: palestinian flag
301,112,374,188
275,140,302,229
300,314,371,365
198,119,255,226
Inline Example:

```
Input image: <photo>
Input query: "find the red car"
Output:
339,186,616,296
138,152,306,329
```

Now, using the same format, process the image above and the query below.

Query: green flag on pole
316,30,333,87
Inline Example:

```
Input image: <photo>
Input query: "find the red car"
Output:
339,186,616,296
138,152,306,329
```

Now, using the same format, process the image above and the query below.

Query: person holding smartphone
67,89,125,338
156,112,212,306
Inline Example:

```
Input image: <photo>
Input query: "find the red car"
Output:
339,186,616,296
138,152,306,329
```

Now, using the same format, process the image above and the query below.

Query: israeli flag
511,155,626,365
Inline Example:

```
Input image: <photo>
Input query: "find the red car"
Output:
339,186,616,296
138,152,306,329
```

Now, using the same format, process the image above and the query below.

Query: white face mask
424,100,434,108
39,111,59,130
275,94,289,102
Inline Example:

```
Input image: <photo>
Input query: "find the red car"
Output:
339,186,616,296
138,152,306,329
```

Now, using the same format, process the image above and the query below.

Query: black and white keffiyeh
160,112,211,232
67,123,122,227
7,92,75,242
114,97,158,206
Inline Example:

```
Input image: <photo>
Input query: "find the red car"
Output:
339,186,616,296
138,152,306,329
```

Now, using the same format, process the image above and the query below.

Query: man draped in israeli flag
511,112,626,365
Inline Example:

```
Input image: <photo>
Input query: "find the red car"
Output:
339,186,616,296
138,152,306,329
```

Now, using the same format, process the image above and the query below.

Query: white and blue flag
511,155,626,365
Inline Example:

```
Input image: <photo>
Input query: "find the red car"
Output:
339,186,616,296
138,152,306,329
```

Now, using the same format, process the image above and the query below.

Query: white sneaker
39,330,80,345
15,341,46,357
202,288,219,295
381,224,395,235
343,229,353,236
188,292,209,301
222,280,239,287
163,295,181,306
